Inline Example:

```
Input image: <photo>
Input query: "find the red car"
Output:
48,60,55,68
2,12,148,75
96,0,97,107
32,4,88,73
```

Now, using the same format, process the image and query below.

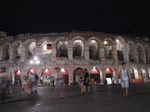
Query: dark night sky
0,0,150,38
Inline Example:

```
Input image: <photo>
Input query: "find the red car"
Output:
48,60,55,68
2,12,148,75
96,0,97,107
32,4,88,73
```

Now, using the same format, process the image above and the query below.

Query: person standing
119,62,129,98
51,76,55,86
0,67,8,104
54,67,64,99
83,69,90,93
79,75,84,93
28,73,38,93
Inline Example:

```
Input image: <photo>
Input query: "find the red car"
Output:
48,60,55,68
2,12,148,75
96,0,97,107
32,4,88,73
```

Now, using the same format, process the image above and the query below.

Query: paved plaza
0,83,150,112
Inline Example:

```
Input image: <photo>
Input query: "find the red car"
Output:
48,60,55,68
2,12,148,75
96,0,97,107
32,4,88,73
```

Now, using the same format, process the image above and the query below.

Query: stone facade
0,31,150,85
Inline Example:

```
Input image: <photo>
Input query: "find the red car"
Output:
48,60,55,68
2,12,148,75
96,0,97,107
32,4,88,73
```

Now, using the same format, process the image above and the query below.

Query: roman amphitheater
0,31,150,85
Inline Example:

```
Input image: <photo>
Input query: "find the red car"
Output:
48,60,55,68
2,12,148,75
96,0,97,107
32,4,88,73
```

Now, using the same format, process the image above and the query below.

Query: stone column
84,44,90,65
0,47,2,60
124,44,129,62
51,44,56,61
112,44,118,61
142,50,146,63
21,43,28,62
9,48,14,63
99,44,105,61
35,44,41,57
112,44,119,83
99,44,106,83
134,49,139,62
68,44,73,65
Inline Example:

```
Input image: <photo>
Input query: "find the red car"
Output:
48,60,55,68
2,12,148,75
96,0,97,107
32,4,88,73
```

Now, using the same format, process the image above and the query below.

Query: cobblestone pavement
0,83,150,112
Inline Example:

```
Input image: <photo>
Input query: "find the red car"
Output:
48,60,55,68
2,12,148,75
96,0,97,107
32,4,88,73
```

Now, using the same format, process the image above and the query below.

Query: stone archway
89,40,99,60
137,44,145,63
105,68,113,84
14,69,21,85
90,67,100,84
1,43,11,60
103,39,114,60
127,42,136,62
73,67,84,85
40,68,51,85
60,68,69,85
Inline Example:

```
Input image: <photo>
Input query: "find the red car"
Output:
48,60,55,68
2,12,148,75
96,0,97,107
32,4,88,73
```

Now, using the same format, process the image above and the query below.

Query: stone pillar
9,48,14,63
51,44,56,61
112,44,118,61
99,44,105,61
124,44,129,62
0,48,2,60
68,44,73,65
112,44,119,83
143,50,146,63
84,44,90,65
35,44,41,57
21,44,28,62
134,49,139,62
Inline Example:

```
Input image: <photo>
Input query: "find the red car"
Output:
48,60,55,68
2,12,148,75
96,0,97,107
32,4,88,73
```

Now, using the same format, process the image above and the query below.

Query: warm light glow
30,60,34,64
91,40,96,43
30,69,34,72
116,39,119,43
44,44,47,51
45,69,49,72
106,68,109,71
17,70,21,73
60,68,65,72
104,41,108,45
34,56,38,61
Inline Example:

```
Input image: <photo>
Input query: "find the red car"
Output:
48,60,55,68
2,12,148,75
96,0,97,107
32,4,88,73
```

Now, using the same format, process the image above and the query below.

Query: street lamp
30,56,40,73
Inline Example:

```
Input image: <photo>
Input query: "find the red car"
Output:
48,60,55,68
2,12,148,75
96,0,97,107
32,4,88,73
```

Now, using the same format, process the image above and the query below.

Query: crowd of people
0,62,129,104
0,67,39,104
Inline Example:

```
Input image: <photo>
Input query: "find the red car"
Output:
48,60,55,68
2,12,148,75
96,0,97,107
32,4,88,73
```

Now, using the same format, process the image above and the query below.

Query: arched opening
28,42,36,59
130,68,135,79
57,41,68,58
145,47,150,63
104,40,112,59
14,69,21,85
41,41,52,59
13,42,22,60
137,45,144,63
89,40,99,60
139,69,147,82
148,69,150,78
2,44,9,60
40,68,51,85
105,68,113,84
73,40,84,59
27,69,34,75
73,68,84,85
60,68,69,85
116,39,124,61
127,43,135,62
90,67,100,84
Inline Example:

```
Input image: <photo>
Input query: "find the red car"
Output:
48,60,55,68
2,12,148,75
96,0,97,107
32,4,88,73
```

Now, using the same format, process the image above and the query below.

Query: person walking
79,75,84,93
21,75,28,94
0,67,8,104
83,69,90,93
28,73,38,93
54,67,64,99
6,72,13,94
119,62,129,98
